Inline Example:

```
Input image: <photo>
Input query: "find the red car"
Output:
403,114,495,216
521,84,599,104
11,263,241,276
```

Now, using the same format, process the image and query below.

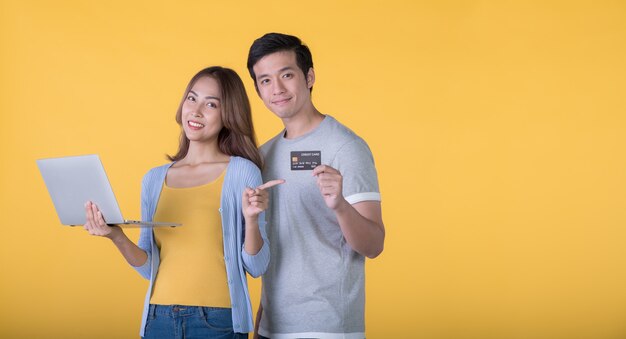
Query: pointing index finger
257,179,286,190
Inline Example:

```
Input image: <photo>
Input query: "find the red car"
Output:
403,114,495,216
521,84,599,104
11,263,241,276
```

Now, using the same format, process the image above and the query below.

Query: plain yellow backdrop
1,1,626,338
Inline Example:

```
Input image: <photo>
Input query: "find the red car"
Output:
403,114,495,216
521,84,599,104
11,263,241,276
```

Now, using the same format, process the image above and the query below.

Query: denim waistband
148,304,231,318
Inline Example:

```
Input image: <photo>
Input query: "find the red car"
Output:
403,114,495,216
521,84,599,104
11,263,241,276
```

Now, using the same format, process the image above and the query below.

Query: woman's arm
83,201,148,267
241,180,285,255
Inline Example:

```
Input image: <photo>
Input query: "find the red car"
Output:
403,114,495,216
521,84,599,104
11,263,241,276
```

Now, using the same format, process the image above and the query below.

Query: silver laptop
37,154,181,228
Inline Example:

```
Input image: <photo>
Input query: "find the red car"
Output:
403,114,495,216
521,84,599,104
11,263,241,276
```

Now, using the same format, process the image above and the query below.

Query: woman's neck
181,140,230,165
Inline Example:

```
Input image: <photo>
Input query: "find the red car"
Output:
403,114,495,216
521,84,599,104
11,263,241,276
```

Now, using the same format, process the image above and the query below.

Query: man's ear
307,68,315,89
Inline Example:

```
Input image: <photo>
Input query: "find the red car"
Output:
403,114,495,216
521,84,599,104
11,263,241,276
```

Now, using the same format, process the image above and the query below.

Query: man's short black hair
247,32,314,92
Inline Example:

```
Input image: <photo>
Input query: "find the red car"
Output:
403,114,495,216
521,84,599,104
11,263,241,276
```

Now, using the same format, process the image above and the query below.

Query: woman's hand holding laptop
83,201,122,239
82,201,148,268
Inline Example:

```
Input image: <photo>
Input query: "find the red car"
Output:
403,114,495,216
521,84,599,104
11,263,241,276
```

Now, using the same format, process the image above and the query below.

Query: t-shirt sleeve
332,137,381,204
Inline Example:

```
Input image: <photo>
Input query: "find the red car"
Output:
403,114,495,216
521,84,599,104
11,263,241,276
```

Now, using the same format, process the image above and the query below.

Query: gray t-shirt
259,115,380,339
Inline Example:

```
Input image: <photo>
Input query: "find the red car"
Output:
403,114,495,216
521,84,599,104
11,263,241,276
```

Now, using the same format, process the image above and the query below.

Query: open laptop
37,154,181,228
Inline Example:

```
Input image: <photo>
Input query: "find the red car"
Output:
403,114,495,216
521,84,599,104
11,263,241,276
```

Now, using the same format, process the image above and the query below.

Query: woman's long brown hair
167,66,263,169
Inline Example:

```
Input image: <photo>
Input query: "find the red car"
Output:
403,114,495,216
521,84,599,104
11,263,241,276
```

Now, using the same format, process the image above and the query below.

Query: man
247,32,385,339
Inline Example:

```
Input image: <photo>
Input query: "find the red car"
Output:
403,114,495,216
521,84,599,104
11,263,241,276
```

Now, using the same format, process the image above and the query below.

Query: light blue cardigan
132,156,270,336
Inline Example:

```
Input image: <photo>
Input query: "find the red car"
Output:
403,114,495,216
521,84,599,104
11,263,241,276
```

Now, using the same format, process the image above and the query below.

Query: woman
83,66,281,338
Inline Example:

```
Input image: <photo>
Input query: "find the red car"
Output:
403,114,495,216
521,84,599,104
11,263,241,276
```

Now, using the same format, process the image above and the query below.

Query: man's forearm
334,200,385,258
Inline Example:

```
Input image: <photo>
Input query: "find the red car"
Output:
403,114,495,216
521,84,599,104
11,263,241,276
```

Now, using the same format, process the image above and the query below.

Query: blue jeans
143,304,248,339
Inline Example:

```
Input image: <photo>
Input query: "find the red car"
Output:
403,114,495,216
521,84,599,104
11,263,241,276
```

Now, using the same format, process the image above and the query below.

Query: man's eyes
259,73,293,84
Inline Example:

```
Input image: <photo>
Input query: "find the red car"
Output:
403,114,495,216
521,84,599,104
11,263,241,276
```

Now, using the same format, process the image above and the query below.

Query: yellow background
1,1,626,338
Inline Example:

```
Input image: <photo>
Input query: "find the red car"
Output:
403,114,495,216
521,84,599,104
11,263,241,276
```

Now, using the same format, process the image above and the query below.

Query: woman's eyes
187,96,217,108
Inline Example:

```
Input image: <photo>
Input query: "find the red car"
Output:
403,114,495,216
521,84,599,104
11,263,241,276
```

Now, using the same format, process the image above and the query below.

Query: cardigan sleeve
131,169,154,280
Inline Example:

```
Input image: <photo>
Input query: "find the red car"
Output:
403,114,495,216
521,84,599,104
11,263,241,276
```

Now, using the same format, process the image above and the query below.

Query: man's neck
282,107,325,139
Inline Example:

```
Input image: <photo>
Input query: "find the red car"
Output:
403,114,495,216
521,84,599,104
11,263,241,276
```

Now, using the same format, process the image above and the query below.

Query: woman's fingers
243,179,284,217
83,201,111,236
84,201,94,231
85,201,94,223
257,179,285,190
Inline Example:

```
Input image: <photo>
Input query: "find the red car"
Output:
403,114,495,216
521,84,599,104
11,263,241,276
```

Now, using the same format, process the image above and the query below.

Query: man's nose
273,80,286,95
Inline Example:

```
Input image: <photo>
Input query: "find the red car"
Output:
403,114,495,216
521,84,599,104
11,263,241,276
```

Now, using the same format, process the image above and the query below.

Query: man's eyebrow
189,90,220,101
257,66,295,80
278,66,295,73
